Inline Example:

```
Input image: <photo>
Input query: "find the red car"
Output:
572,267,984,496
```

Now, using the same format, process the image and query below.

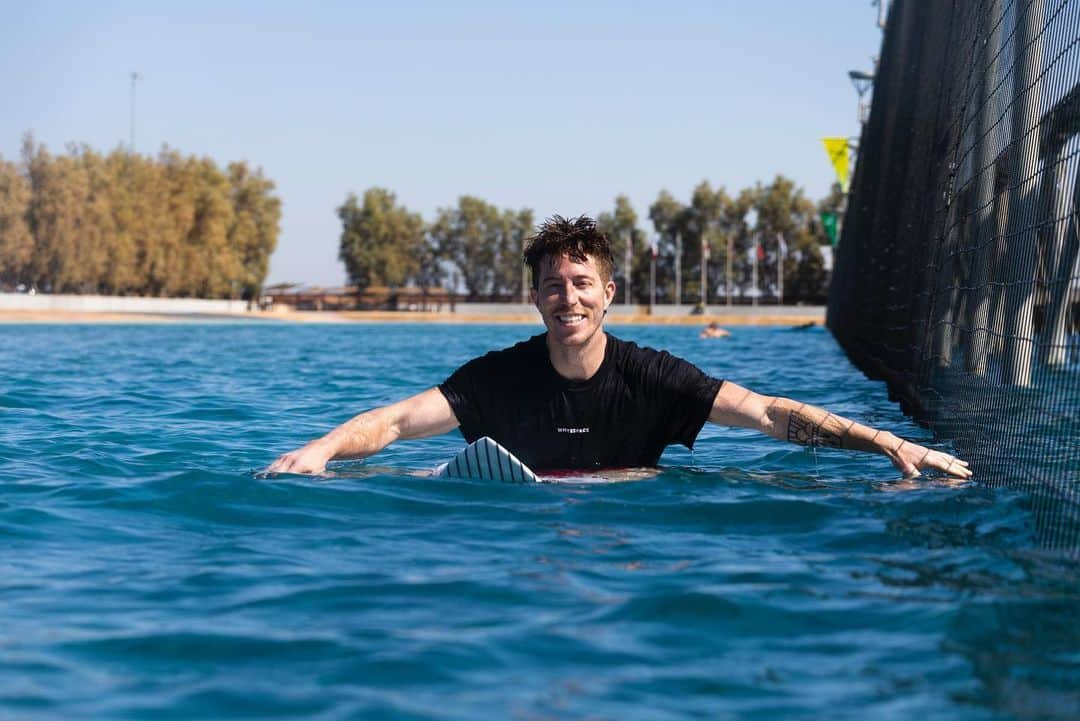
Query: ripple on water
0,324,1075,721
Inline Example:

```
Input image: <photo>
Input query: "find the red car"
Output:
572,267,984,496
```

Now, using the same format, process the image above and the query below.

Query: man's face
531,253,616,348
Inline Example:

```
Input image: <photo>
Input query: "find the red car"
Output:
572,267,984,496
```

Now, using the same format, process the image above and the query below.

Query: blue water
1,323,1077,720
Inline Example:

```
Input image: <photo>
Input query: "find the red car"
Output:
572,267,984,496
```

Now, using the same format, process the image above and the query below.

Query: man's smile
555,313,586,326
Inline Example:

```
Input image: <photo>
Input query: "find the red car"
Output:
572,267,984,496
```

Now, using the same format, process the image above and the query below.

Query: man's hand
887,439,972,480
267,437,337,475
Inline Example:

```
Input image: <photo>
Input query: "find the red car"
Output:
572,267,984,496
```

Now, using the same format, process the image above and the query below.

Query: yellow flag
822,137,850,192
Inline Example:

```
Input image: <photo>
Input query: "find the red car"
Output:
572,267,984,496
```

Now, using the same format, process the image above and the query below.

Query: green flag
820,211,838,246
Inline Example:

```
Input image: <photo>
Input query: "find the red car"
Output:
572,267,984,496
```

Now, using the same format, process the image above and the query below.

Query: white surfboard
435,437,661,484
435,436,540,483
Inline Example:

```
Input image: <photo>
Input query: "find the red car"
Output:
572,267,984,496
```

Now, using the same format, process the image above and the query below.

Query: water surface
0,323,1076,720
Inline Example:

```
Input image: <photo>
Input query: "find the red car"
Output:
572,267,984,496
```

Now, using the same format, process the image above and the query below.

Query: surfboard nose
435,436,539,483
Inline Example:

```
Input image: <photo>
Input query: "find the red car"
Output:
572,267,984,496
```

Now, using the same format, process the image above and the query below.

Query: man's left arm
707,381,972,479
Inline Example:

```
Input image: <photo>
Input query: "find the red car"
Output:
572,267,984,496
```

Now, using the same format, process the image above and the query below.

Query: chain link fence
828,0,1080,553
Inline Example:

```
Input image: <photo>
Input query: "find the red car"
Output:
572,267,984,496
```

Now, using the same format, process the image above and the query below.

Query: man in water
269,215,970,480
700,322,730,339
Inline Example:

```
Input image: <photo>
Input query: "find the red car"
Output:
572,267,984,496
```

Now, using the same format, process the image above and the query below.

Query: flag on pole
821,137,850,192
756,243,765,261
820,212,838,246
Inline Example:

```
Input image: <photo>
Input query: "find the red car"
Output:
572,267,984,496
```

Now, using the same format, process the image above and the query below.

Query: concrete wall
456,302,826,320
0,293,826,321
0,293,251,314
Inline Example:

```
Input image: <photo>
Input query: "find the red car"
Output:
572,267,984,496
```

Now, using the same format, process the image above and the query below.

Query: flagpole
521,234,528,304
752,233,759,307
700,229,709,310
674,230,682,307
130,71,141,153
649,242,657,314
726,234,733,306
777,232,785,305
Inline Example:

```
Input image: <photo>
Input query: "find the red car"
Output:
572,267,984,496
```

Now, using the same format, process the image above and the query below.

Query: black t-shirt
438,333,724,471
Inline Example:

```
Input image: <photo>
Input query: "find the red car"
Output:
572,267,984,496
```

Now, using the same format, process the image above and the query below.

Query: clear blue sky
2,0,882,286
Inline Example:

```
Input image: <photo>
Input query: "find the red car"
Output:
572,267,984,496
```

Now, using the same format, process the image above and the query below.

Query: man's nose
562,282,578,304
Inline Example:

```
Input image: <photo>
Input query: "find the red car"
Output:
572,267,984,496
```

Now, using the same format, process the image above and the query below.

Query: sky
1,1,883,287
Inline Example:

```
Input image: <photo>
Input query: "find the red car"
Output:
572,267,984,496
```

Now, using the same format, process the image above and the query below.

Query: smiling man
269,215,970,480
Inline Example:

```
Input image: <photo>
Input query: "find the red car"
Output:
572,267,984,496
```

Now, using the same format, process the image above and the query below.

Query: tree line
338,177,844,304
0,136,280,299
0,133,840,303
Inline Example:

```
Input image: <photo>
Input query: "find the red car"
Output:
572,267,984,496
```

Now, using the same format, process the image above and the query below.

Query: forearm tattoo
787,410,843,448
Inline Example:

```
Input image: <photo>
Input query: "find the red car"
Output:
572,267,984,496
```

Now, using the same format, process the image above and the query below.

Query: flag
776,232,787,257
820,212,838,246
756,243,765,261
821,137,850,192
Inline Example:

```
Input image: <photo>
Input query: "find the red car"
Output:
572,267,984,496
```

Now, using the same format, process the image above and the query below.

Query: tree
228,161,282,301
6,136,279,299
597,195,649,304
686,181,735,304
338,188,424,292
102,150,141,294
0,156,33,288
105,148,175,295
786,243,828,302
650,184,757,304
721,188,754,299
180,157,236,298
429,196,502,300
492,208,534,300
817,182,845,222
751,174,824,302
75,146,119,294
648,190,686,303
22,138,90,293
153,149,200,296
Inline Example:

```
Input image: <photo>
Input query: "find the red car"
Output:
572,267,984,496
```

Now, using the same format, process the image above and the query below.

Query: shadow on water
852,480,1080,720
945,556,1080,721
927,362,1080,558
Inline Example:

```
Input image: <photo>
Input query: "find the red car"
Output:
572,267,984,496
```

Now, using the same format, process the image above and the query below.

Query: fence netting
828,0,1080,553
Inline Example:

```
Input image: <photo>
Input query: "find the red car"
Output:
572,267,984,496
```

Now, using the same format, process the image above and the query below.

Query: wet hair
523,215,615,290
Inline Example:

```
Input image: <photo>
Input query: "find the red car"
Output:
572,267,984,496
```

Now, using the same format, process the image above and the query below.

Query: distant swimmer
700,322,730,339
268,215,971,480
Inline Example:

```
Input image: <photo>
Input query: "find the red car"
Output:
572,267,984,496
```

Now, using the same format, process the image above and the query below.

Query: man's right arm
266,387,459,475
708,381,971,479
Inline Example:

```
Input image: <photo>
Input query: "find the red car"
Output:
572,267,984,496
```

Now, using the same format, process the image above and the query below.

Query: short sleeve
653,352,724,449
438,357,485,437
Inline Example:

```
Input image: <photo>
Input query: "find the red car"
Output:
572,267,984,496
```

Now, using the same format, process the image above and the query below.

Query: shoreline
0,308,825,326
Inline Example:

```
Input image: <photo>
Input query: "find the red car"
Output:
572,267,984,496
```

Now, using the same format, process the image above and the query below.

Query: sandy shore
0,308,825,326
